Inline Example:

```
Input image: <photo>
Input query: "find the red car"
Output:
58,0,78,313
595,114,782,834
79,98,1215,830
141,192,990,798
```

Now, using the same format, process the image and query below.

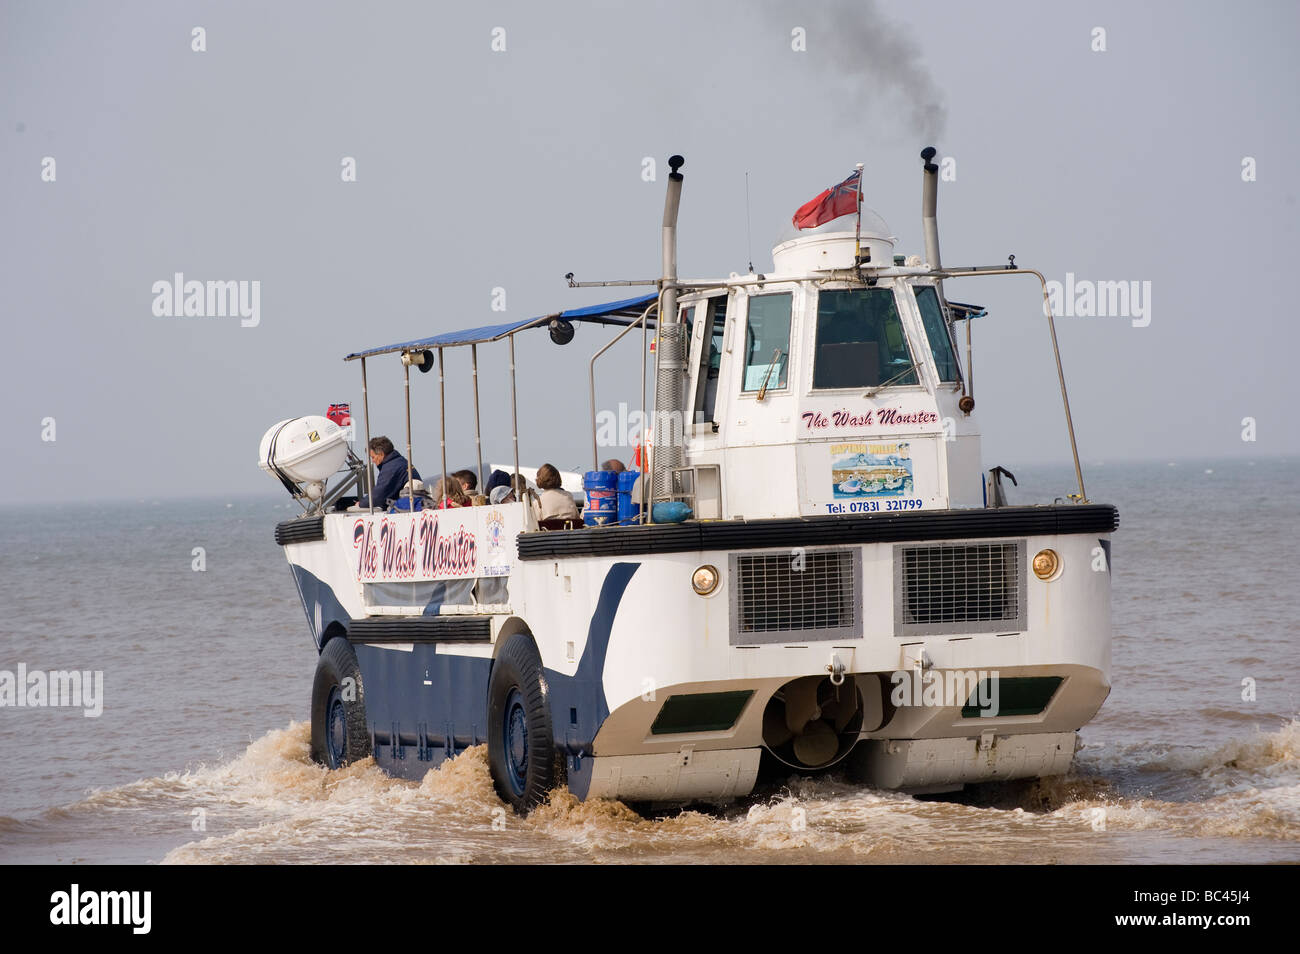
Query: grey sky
3,0,1297,503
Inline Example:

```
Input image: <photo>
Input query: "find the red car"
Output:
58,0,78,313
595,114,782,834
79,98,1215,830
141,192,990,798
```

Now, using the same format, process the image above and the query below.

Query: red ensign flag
792,170,862,230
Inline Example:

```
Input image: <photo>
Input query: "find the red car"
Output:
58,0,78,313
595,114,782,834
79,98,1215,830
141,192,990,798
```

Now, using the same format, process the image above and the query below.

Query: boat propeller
762,674,864,769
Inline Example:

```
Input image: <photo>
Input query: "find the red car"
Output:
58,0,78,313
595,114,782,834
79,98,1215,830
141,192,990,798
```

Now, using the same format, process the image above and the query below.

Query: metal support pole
509,334,521,494
1043,302,1085,502
640,296,650,523
589,366,598,472
936,267,1087,502
471,343,484,491
589,301,657,472
438,347,448,505
645,439,655,524
403,360,413,512
648,291,663,522
853,162,864,264
361,356,374,514
966,316,973,399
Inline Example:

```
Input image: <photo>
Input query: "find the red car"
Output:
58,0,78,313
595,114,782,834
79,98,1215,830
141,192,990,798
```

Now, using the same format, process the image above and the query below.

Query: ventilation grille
730,548,861,644
894,541,1026,636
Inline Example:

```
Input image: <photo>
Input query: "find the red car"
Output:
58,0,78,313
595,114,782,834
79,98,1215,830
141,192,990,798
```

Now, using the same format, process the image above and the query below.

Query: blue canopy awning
344,293,658,361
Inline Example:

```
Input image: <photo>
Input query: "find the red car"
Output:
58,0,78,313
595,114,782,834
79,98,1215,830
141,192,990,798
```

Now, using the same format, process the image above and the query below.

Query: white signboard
350,505,524,583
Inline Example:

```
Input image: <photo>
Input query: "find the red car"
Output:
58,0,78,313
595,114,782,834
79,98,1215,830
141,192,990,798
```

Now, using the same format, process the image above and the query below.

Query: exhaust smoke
773,0,948,143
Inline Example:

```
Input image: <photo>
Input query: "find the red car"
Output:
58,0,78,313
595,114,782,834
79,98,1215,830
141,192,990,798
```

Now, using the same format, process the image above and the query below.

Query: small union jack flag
327,403,352,426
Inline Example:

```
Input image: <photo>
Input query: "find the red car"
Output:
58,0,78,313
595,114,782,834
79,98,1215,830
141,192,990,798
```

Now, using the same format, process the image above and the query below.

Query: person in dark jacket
357,436,421,509
484,469,512,496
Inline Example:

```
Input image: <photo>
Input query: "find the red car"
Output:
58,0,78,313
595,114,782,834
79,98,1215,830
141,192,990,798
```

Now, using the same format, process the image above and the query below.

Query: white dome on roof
770,206,896,274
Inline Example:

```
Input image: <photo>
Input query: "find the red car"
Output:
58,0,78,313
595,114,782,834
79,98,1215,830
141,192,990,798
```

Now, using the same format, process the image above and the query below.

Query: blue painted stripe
334,561,642,795
289,564,352,650
545,562,640,798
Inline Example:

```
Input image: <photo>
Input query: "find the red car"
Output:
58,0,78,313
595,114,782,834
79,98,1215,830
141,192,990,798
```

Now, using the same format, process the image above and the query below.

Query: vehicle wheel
488,632,563,814
310,637,371,769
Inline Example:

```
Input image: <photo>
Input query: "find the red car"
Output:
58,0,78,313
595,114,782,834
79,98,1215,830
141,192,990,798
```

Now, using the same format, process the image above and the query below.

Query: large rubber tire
488,633,564,815
310,637,372,769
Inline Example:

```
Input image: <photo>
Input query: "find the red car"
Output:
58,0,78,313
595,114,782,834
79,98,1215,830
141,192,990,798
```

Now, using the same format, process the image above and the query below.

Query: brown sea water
1,458,1296,864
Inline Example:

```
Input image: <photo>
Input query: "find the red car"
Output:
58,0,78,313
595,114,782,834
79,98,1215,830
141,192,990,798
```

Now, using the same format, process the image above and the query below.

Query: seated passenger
533,463,579,522
452,469,478,495
357,436,420,509
484,469,512,496
432,477,471,509
389,478,432,512
492,474,536,507
600,459,626,473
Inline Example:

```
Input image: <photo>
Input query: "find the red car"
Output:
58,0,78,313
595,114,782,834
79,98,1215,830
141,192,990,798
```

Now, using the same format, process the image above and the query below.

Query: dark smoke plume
777,0,948,143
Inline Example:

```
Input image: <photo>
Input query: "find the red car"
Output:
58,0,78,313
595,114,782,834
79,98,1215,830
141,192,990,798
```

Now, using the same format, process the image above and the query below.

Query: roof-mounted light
401,349,434,373
549,318,574,346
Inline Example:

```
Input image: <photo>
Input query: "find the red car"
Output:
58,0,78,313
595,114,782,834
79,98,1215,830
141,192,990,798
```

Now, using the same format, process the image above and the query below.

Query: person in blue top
357,436,421,509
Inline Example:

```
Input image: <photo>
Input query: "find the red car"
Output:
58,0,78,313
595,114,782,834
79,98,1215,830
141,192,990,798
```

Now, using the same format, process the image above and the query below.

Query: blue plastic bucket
616,470,641,526
583,470,618,527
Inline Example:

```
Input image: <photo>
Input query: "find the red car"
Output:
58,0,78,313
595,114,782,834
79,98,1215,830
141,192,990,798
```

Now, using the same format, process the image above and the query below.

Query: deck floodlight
402,349,435,372
549,318,575,345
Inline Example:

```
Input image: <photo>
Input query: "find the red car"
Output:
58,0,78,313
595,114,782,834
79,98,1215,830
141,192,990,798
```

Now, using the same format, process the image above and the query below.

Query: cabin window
813,287,917,389
690,295,727,425
741,292,792,392
913,285,960,382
